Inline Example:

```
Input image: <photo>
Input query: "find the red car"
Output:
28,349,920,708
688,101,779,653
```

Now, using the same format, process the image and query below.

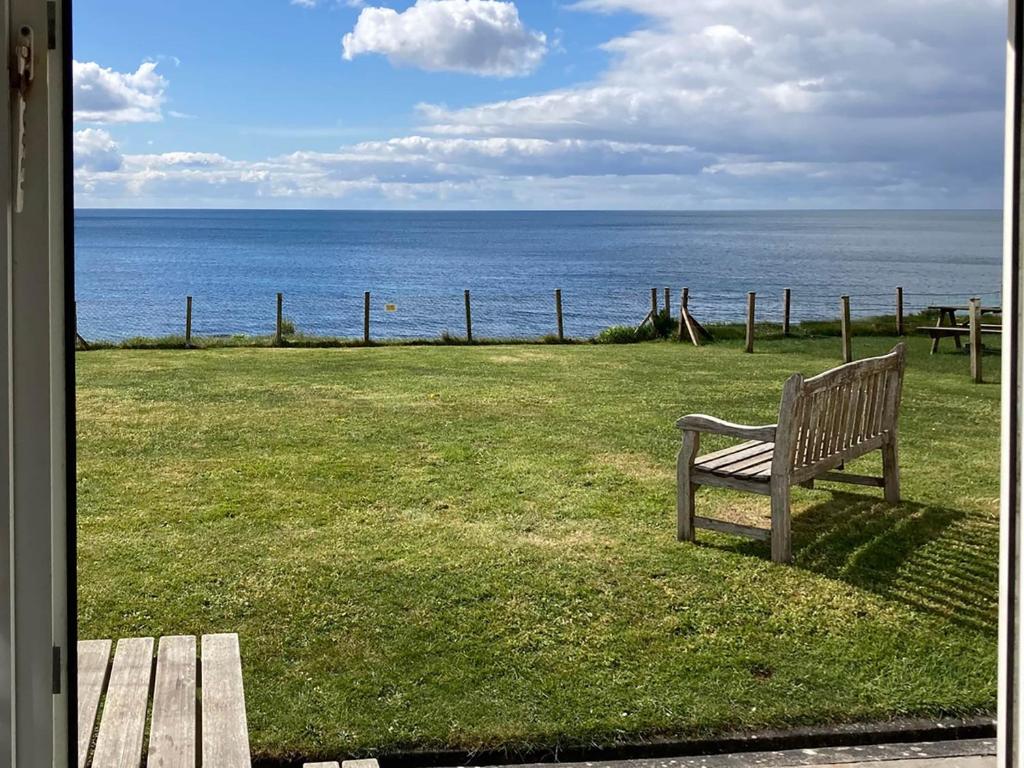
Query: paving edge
253,716,997,768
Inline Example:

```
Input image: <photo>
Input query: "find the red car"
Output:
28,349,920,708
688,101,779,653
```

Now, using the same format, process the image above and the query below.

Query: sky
72,0,1007,210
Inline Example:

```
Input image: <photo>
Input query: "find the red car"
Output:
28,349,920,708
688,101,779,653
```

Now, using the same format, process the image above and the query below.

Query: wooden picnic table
924,304,1001,353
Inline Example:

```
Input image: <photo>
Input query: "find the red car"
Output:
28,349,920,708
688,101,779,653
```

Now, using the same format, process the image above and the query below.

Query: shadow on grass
723,491,997,633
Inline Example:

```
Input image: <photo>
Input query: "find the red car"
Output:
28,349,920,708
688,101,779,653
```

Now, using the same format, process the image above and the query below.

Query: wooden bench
78,633,251,768
917,324,1001,345
677,344,906,564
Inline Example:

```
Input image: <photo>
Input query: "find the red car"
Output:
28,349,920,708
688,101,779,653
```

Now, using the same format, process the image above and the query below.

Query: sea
74,209,1003,341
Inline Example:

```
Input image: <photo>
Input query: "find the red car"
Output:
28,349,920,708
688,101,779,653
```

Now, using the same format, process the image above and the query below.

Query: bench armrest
675,415,777,442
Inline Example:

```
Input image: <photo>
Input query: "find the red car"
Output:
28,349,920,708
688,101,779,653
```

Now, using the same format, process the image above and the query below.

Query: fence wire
74,284,1005,344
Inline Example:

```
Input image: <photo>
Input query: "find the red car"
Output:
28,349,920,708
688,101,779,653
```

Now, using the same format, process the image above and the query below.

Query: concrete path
479,739,996,768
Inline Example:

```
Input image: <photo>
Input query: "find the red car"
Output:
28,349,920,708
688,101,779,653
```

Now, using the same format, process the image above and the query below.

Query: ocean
74,209,1003,341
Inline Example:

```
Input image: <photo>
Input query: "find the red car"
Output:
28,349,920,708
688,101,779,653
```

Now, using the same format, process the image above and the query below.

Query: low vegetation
79,311,941,350
76,334,998,762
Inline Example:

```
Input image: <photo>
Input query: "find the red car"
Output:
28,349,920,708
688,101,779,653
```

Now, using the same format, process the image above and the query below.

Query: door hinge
52,645,61,695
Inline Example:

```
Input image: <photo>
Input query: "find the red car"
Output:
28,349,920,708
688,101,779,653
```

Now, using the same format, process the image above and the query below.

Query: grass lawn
76,334,999,762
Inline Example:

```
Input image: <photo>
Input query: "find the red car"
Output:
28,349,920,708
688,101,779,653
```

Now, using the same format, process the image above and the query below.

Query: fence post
651,288,658,318
464,290,473,343
840,295,852,363
555,289,564,341
970,296,983,383
185,295,193,348
896,286,904,336
364,291,371,344
745,292,756,353
783,288,791,337
275,292,283,345
678,288,688,340
664,287,670,316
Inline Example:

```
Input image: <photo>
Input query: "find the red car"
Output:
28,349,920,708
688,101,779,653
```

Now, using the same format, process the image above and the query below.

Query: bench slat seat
677,344,906,563
696,440,774,476
916,326,1001,337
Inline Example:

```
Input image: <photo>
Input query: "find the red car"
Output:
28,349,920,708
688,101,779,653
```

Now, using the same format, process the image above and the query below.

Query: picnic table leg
930,310,943,354
949,309,963,350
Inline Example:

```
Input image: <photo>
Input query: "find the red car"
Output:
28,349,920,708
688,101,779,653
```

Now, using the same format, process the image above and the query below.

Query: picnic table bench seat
677,344,906,563
78,633,251,768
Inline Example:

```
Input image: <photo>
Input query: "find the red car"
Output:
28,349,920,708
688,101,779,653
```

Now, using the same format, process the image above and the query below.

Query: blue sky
72,0,1007,209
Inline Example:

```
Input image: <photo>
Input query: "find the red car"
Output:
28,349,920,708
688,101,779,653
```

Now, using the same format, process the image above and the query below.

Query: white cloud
73,60,167,123
77,0,1006,208
342,0,547,76
74,132,995,210
415,0,1004,191
73,129,123,172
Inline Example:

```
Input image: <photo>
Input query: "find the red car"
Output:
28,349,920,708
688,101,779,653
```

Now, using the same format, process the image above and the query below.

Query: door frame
0,0,74,765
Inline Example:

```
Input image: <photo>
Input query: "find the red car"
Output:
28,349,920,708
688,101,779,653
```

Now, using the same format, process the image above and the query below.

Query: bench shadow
719,491,997,634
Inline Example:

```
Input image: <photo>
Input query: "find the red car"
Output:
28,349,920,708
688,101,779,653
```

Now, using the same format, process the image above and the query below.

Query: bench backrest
773,344,906,481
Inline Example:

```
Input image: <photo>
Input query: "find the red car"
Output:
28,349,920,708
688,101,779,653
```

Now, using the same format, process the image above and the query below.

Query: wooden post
664,287,670,316
680,288,702,346
464,290,473,342
555,289,564,341
185,295,193,348
745,292,756,353
840,295,852,363
275,292,283,345
970,296,982,383
364,291,371,344
896,286,904,336
677,288,688,339
651,288,658,318
783,288,791,337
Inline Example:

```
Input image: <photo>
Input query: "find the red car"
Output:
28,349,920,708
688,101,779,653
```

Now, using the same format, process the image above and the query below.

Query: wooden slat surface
201,633,251,768
696,440,773,471
148,636,197,768
77,639,113,768
91,637,155,768
716,453,773,477
305,763,341,768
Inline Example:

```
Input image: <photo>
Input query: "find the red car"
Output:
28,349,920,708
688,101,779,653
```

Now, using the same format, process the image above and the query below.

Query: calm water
74,209,1003,341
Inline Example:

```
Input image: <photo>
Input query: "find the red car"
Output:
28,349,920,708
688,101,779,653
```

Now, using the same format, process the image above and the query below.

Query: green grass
76,334,999,762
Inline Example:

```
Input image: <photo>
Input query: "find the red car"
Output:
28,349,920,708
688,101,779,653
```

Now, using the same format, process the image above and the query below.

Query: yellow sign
385,303,397,312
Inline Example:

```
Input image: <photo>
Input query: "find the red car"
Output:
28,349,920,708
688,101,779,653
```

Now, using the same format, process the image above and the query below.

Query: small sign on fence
385,304,397,312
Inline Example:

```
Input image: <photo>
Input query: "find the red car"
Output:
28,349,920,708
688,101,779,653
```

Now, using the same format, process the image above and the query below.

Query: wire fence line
74,284,1004,344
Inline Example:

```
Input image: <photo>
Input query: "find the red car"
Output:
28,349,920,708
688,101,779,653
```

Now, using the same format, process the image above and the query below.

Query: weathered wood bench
677,344,906,563
78,633,250,768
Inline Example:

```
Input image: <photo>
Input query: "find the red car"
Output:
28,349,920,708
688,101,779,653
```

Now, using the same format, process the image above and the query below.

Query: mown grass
76,333,999,763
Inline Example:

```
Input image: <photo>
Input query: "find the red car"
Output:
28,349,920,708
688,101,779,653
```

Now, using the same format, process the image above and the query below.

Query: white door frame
0,0,73,765
1004,0,1024,764
1,0,1024,765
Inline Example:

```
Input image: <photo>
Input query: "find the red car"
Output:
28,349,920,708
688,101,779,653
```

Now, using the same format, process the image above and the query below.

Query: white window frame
0,0,74,765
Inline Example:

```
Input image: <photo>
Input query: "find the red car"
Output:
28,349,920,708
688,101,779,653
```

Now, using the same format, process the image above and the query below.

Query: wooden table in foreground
921,304,1002,353
78,633,251,768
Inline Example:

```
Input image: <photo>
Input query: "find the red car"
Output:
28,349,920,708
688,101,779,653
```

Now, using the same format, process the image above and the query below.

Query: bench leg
882,440,900,504
770,481,792,564
677,431,700,542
